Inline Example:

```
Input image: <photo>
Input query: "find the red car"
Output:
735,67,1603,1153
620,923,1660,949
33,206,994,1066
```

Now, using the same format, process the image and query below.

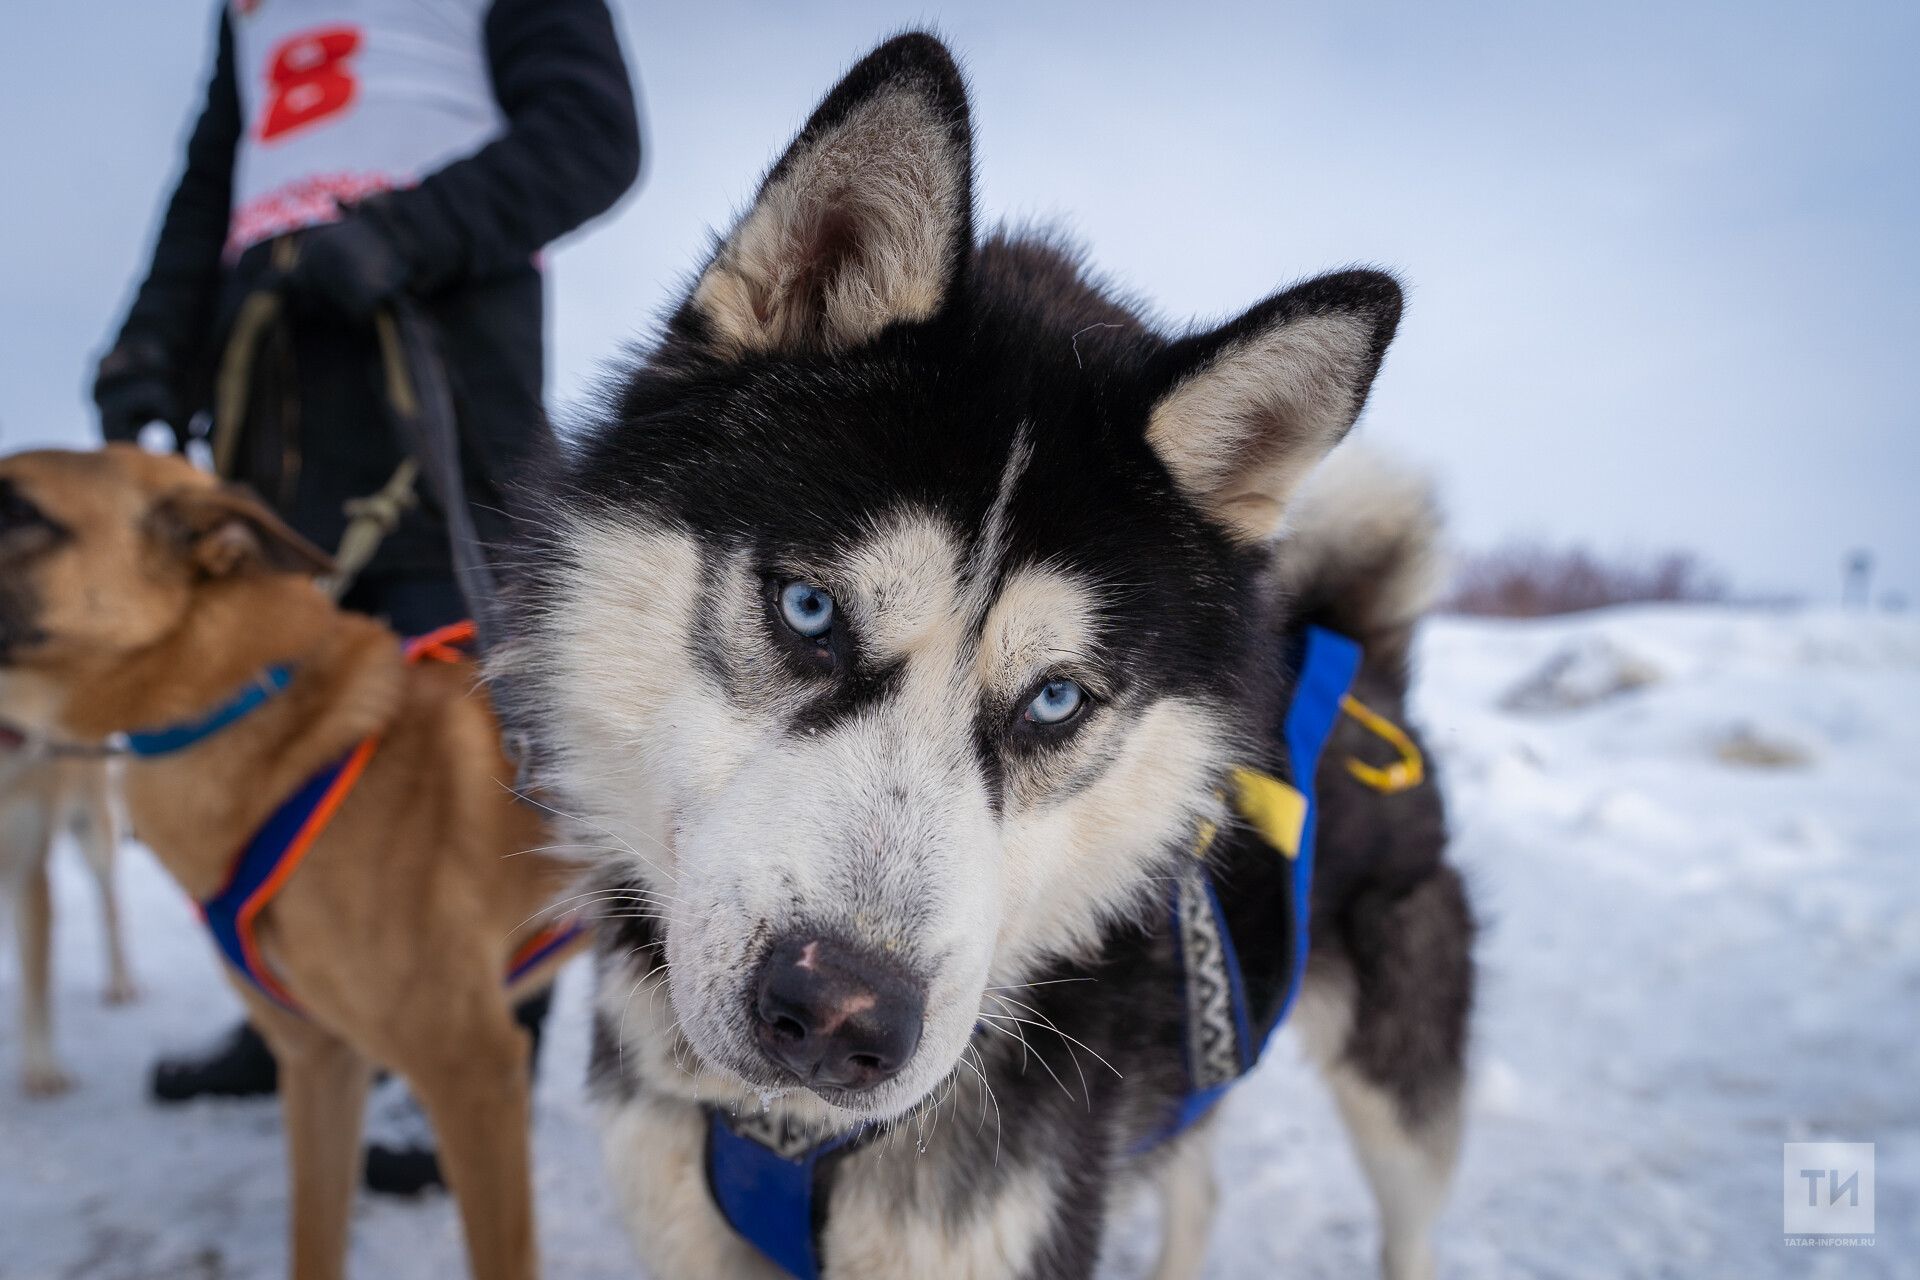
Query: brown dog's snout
753,936,924,1092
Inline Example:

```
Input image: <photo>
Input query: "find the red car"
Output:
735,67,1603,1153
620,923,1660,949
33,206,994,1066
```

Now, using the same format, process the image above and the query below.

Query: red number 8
260,25,361,142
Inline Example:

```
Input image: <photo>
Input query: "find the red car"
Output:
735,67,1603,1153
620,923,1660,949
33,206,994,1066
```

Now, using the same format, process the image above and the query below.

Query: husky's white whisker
976,1014,1076,1101
982,993,1121,1080
959,1043,1003,1165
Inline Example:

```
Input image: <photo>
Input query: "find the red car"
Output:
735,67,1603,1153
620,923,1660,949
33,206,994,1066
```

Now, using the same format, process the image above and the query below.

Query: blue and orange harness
133,621,1417,1279
706,626,1424,1280
127,621,581,1014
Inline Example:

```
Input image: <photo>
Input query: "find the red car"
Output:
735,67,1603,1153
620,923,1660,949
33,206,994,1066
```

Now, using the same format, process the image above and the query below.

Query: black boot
151,1020,279,1102
361,985,555,1195
514,984,555,1071
364,1142,445,1195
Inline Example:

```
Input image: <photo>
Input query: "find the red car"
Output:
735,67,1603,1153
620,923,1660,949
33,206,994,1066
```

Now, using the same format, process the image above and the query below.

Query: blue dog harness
1144,625,1361,1146
127,622,584,1012
704,626,1364,1280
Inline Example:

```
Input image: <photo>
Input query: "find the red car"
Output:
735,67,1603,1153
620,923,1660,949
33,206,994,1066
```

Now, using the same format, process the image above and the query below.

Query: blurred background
2,0,1916,605
2,4,1916,1277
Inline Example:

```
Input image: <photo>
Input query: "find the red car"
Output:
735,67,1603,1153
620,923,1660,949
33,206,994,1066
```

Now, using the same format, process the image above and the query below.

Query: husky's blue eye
1024,679,1084,725
778,581,835,638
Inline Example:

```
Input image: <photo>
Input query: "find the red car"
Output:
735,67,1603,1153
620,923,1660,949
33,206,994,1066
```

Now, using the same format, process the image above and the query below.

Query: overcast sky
2,1,1914,603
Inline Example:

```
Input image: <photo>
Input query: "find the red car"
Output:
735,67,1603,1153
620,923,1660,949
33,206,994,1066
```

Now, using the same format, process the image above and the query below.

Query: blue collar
125,665,296,757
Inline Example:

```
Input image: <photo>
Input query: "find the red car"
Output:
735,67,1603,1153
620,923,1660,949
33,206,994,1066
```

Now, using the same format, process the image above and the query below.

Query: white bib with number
225,0,504,257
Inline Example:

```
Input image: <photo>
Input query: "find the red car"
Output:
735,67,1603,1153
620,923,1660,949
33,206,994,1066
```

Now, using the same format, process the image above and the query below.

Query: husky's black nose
753,937,924,1091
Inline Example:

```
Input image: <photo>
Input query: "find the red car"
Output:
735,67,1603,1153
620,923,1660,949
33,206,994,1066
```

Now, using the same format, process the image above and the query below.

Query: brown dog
0,444,582,1280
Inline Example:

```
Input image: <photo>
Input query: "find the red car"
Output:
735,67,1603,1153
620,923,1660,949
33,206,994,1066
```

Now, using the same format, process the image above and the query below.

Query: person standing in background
92,0,641,1193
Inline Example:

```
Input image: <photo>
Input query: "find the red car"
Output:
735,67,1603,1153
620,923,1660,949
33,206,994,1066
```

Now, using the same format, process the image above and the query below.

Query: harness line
128,620,578,1014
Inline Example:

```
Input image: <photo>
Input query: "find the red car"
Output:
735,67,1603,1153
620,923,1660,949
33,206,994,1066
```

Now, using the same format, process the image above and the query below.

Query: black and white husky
500,33,1472,1280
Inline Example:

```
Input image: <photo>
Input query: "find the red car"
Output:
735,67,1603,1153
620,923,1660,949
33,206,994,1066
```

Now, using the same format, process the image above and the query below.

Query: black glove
94,336,182,445
286,213,412,325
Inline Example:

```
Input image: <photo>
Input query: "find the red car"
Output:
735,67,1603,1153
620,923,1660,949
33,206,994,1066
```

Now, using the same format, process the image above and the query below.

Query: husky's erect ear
1145,270,1402,544
683,33,973,358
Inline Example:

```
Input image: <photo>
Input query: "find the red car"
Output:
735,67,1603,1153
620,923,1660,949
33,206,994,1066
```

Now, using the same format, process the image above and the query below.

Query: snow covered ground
3,605,1916,1278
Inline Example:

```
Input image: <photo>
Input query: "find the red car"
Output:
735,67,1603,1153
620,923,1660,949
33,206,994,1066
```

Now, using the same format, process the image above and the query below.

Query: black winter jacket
103,0,641,577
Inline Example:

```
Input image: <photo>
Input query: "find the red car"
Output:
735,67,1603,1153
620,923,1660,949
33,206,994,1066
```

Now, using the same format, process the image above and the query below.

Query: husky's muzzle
752,936,925,1092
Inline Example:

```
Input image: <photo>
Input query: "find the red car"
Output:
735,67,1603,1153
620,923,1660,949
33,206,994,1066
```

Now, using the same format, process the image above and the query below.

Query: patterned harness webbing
702,625,1364,1280
1146,624,1361,1146
195,621,582,1012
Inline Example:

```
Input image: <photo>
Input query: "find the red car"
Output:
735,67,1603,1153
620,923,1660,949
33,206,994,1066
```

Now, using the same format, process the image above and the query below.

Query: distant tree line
1442,542,1729,617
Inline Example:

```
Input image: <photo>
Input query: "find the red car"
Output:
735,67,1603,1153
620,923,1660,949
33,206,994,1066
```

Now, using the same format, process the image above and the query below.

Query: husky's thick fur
502,34,1472,1280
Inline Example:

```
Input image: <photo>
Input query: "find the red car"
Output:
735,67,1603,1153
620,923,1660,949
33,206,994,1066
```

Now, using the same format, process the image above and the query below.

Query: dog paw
23,1064,74,1097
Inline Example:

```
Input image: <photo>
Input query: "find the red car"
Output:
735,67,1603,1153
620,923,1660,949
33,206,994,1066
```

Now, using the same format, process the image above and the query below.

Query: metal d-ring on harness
702,626,1437,1280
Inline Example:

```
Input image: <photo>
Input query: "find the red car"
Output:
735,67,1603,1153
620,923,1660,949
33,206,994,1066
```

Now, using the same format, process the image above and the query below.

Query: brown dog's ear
1144,270,1403,544
679,33,973,358
152,484,336,579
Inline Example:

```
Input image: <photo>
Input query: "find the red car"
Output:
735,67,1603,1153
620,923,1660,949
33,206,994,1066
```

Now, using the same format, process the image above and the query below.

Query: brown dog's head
0,446,332,676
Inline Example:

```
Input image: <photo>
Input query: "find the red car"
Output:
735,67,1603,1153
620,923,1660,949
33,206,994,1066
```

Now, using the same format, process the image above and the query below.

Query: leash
704,625,1415,1279
373,302,506,655
0,665,300,762
323,456,418,601
211,238,301,479
0,723,120,760
206,234,503,647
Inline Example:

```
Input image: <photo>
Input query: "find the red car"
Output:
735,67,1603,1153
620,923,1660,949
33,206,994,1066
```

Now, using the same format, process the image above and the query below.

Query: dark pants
340,573,469,637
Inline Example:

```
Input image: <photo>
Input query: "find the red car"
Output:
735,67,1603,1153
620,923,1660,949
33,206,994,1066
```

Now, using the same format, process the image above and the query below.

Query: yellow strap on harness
1195,697,1419,861
1340,694,1424,794
1229,766,1308,859
1192,768,1308,861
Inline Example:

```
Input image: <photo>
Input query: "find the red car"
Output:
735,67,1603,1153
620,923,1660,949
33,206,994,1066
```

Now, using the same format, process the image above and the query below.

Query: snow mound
1500,633,1661,711
3,603,1915,1277
1711,724,1814,769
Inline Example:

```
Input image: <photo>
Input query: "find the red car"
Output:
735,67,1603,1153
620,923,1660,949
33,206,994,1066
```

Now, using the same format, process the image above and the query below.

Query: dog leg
70,765,135,1004
1147,1116,1219,1280
405,999,540,1280
16,852,70,1096
257,1008,370,1280
1296,867,1472,1280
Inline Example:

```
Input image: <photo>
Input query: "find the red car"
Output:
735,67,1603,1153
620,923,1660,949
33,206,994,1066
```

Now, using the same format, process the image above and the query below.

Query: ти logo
1783,1143,1874,1241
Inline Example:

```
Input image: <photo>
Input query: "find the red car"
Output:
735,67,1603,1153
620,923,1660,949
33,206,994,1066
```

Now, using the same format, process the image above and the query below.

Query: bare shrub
1442,542,1728,617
